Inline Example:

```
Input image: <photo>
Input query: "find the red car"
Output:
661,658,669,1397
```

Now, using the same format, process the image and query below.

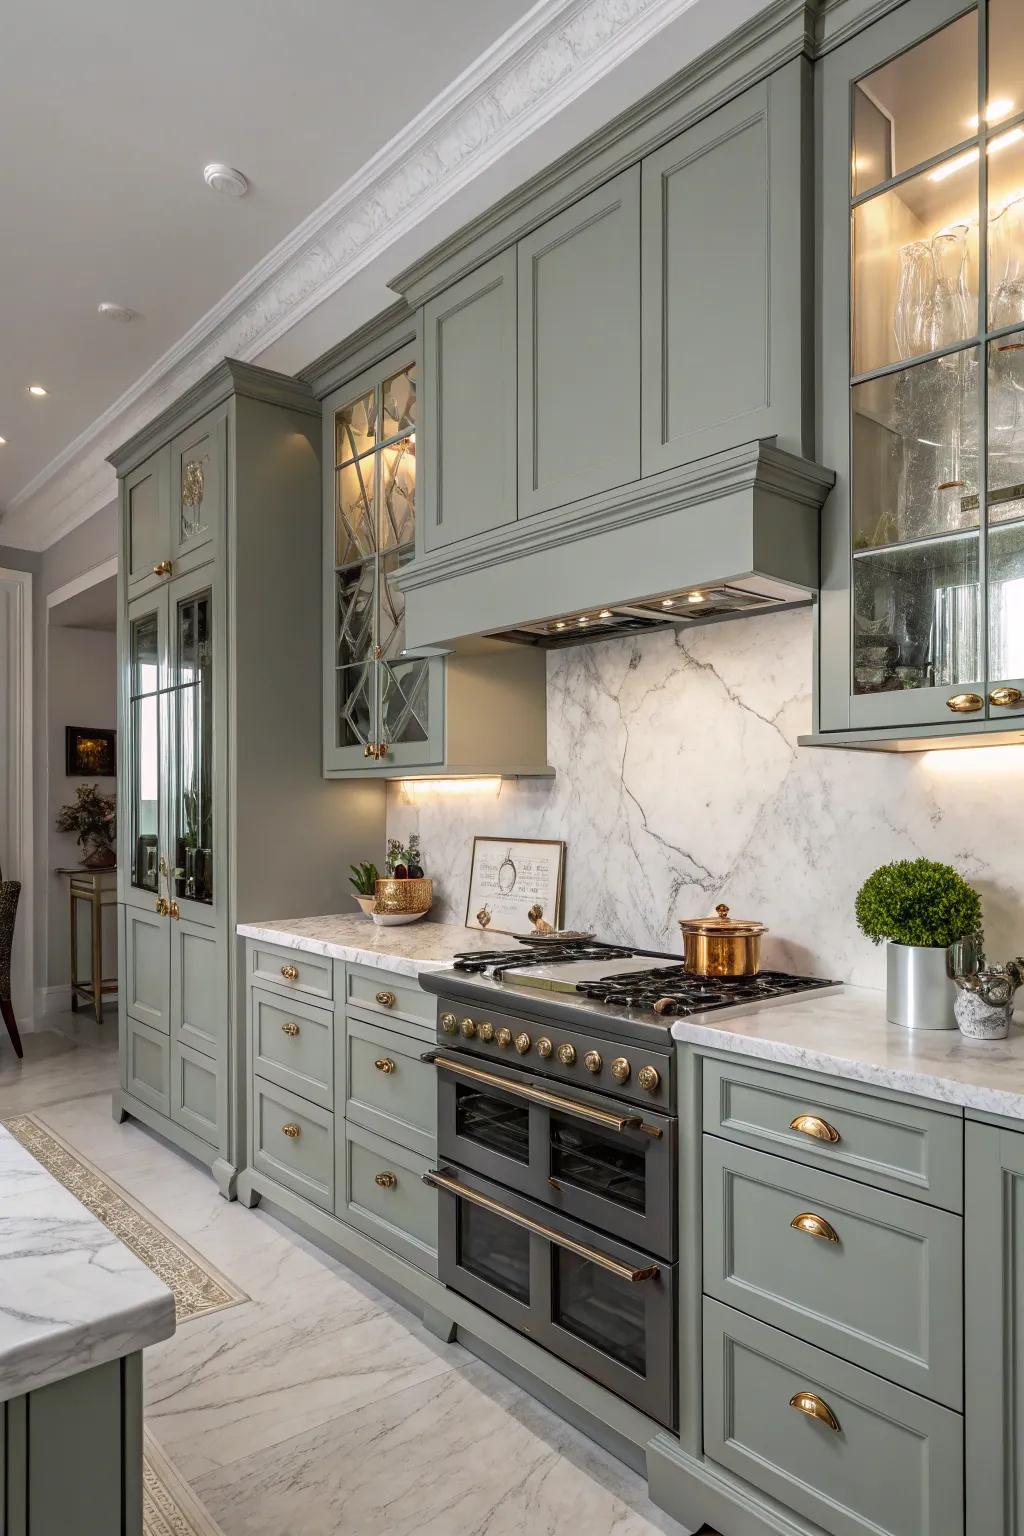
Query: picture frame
65,726,117,778
465,837,566,937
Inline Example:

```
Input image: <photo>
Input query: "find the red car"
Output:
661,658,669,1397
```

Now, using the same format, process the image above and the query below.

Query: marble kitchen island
0,1124,175,1534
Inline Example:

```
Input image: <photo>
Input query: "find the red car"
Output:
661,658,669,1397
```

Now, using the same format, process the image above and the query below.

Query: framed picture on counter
465,837,566,936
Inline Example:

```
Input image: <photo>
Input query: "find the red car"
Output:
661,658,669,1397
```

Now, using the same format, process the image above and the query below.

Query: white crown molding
0,0,700,552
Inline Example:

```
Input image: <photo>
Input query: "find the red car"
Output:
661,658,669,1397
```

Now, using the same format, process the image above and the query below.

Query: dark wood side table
56,867,118,1024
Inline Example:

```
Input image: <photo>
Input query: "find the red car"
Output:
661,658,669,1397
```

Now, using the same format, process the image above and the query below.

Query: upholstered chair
0,871,24,1058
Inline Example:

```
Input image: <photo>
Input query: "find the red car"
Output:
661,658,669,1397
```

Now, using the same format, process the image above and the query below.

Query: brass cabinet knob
374,1171,397,1190
557,1042,577,1066
281,964,299,982
789,1113,840,1144
155,897,169,916
376,990,397,1008
440,1012,458,1034
495,1027,512,1048
281,1123,301,1139
990,686,1023,708
536,1037,553,1058
637,1064,661,1092
515,1032,532,1054
460,1018,477,1038
477,1022,495,1043
281,1022,300,1038
363,743,375,758
788,1391,841,1433
610,1057,631,1083
584,1050,603,1073
152,560,173,577
946,692,984,713
790,1211,840,1244
375,1057,397,1075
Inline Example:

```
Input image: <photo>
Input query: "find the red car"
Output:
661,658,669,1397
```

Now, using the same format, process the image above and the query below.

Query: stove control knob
637,1064,661,1093
536,1037,553,1058
584,1050,603,1074
557,1043,577,1067
515,1032,532,1055
495,1027,512,1048
460,1018,477,1039
610,1056,631,1084
440,1013,458,1035
478,1021,495,1043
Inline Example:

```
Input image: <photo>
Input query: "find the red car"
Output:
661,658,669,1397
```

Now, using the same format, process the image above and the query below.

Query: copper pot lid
678,903,767,937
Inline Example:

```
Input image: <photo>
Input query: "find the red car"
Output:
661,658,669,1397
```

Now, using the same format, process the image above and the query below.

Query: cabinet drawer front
702,1056,963,1210
339,1123,437,1274
345,964,431,1030
703,1137,963,1406
250,942,333,1002
253,988,333,1109
253,1078,334,1210
124,1015,170,1115
344,1013,436,1158
703,1300,963,1536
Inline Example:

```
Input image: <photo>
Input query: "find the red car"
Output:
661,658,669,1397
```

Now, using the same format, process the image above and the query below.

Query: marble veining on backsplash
388,608,1024,989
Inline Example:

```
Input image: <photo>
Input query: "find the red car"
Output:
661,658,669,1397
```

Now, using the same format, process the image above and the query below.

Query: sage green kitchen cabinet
965,1118,1024,1534
641,62,812,476
112,359,382,1197
123,448,171,597
421,251,518,552
813,0,1024,747
517,168,640,515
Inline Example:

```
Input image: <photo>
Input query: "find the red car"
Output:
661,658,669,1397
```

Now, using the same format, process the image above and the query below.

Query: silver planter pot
886,943,958,1030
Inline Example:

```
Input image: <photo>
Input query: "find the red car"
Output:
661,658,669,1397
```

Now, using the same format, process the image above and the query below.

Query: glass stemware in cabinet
173,592,213,906
894,241,935,361
928,226,973,354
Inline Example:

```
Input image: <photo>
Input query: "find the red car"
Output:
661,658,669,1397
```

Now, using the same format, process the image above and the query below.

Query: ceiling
0,0,533,509
49,574,117,632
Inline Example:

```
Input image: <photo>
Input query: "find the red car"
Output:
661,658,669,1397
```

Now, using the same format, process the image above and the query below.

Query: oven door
427,1164,676,1429
433,1051,675,1260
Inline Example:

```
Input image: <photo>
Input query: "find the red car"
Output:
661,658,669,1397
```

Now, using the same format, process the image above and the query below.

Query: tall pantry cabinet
110,360,384,1196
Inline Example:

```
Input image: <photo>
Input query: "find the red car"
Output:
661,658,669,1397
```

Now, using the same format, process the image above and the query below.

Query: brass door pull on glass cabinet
946,692,984,713
790,1211,840,1244
789,1391,841,1433
152,560,173,577
789,1113,841,1144
374,1057,396,1074
990,687,1023,707
155,897,170,917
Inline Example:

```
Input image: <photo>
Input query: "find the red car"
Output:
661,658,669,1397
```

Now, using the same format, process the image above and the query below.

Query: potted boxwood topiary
855,858,982,1029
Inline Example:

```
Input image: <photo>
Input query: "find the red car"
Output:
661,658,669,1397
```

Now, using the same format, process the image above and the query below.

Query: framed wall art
65,726,117,777
465,837,565,936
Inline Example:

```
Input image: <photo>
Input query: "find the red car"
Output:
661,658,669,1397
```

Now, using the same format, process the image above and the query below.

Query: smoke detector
97,302,137,322
203,163,249,197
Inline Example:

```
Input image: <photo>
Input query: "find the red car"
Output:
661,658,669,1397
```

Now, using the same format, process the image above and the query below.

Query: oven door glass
554,1248,647,1374
459,1197,531,1303
454,1080,530,1165
549,1118,646,1212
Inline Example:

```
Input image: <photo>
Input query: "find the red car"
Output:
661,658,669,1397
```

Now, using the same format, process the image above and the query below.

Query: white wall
388,607,1024,990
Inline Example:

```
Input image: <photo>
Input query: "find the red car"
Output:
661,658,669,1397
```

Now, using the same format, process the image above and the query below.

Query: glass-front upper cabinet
820,0,1024,731
126,593,166,907
170,582,214,914
325,349,442,773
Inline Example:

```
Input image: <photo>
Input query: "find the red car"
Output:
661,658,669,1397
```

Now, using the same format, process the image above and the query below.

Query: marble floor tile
0,1019,118,1117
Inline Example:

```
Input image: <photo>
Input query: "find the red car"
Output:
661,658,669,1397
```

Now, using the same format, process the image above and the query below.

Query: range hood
401,439,836,652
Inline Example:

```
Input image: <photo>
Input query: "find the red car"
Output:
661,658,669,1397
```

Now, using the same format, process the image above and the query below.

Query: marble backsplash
387,607,1024,989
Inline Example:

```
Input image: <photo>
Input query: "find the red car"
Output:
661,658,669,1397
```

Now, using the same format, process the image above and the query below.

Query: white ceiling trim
1,0,697,552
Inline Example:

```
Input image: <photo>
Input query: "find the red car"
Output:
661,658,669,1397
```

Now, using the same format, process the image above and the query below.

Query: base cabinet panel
124,1015,170,1116
170,919,223,1061
170,1041,220,1147
123,907,169,1036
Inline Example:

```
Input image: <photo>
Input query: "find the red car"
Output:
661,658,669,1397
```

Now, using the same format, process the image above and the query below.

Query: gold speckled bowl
374,877,433,915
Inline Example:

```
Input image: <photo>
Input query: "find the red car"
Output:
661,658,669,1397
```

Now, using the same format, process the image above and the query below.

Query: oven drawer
429,1164,676,1429
252,987,334,1109
703,1299,963,1536
703,1136,963,1407
344,1012,436,1159
253,1077,334,1211
250,941,333,1003
702,1056,963,1211
434,1049,675,1260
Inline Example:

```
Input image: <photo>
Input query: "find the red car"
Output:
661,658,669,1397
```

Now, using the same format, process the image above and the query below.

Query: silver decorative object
954,958,1024,1042
886,943,959,1030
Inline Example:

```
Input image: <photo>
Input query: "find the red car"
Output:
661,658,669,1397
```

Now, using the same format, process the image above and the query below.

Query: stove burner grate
577,966,836,1016
453,942,637,981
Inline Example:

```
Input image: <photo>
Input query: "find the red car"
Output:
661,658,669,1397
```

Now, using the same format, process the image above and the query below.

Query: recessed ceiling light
97,301,137,322
203,163,249,197
28,384,47,397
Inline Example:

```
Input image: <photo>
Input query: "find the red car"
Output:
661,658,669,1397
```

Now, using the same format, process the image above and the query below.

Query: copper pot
679,903,767,976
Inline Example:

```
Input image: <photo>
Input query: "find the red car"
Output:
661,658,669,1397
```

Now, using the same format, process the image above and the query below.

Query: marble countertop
671,986,1024,1120
236,914,503,978
0,1126,176,1402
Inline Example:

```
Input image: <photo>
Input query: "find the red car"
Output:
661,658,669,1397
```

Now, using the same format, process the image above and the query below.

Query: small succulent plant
349,862,380,896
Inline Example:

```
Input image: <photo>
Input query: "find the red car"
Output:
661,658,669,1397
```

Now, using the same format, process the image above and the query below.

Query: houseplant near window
855,858,982,1029
55,784,117,869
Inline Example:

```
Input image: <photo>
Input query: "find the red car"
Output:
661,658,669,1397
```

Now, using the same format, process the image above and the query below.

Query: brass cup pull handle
374,1171,398,1190
990,687,1024,708
281,1022,300,1038
152,560,173,577
375,990,397,1008
789,1113,841,1144
790,1211,840,1244
281,1123,301,1139
375,1057,396,1075
423,1168,660,1283
789,1391,841,1434
280,964,299,982
946,692,984,713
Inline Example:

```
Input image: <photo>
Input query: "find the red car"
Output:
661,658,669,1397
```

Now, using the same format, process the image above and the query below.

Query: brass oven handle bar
426,1053,662,1139
423,1168,660,1284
